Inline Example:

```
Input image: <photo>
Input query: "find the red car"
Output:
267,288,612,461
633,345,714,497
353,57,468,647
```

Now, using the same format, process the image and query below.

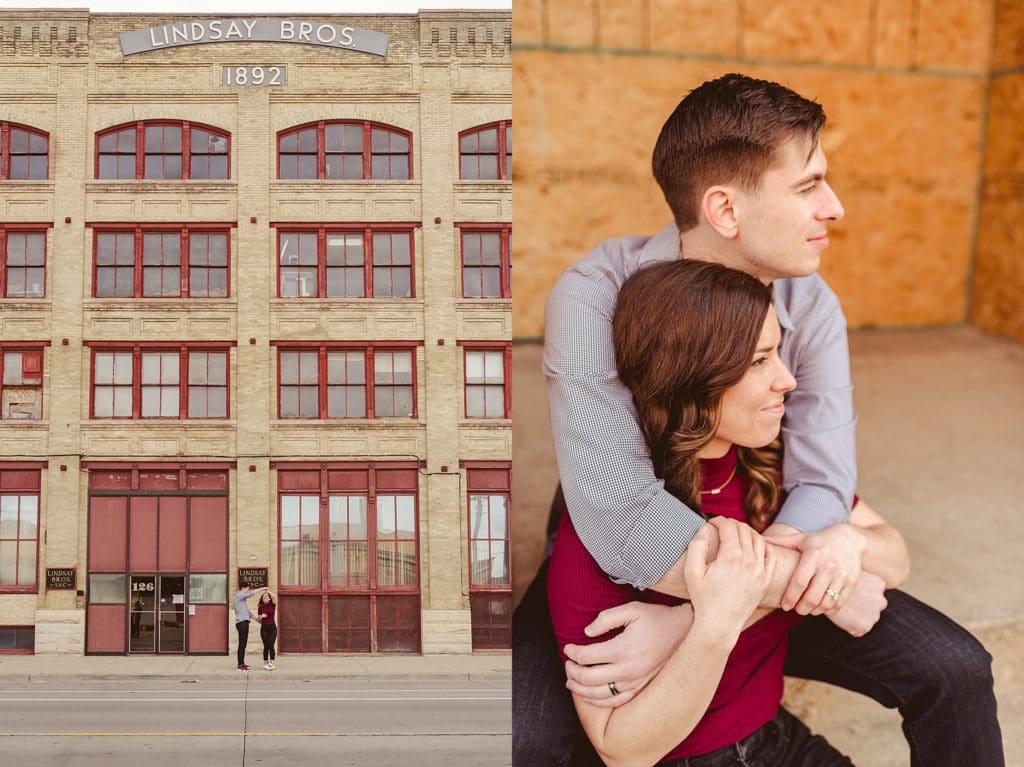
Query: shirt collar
636,221,796,334
772,286,795,333
634,222,681,270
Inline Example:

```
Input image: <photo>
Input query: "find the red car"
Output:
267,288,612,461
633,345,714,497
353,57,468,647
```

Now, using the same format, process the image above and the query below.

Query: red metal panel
128,497,158,571
189,496,227,571
158,496,187,572
0,469,41,490
327,595,371,652
87,470,132,489
470,593,512,650
279,595,322,652
89,497,128,572
185,470,228,490
375,468,417,491
86,604,126,653
466,467,511,492
278,470,320,491
326,469,368,491
187,604,228,653
375,594,420,653
138,471,180,490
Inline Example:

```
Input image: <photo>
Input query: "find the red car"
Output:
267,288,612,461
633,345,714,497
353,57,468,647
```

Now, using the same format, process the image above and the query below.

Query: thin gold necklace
700,463,737,495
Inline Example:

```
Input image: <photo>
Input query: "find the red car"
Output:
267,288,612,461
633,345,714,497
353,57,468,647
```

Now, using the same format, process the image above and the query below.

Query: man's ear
701,185,740,239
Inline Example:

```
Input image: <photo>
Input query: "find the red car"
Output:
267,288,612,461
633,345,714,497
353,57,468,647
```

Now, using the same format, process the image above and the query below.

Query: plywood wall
972,0,1024,342
513,0,1023,341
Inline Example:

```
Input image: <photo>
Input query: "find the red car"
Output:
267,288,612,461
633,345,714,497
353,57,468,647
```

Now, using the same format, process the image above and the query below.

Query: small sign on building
238,567,268,589
46,567,77,590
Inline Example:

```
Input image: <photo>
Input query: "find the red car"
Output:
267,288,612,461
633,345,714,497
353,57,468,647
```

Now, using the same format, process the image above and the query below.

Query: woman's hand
824,571,888,637
764,523,866,615
684,517,771,640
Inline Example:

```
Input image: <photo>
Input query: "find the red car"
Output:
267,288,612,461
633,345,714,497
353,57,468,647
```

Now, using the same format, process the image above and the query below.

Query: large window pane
280,496,301,539
88,573,127,604
187,573,226,604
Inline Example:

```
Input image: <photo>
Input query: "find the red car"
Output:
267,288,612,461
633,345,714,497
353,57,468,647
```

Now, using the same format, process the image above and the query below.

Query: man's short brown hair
652,73,826,231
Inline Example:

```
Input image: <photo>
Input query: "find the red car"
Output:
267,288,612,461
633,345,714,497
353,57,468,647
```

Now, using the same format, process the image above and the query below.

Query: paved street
0,678,511,766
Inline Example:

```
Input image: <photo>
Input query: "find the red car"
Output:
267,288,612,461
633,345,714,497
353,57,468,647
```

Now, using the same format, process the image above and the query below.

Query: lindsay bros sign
120,19,389,57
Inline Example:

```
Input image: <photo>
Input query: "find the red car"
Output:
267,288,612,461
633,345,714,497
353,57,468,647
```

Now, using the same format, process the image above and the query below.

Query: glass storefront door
158,575,186,653
129,575,156,653
128,574,186,654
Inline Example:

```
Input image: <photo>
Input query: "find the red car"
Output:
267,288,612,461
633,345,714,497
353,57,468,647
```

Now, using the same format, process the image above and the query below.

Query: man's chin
776,254,821,280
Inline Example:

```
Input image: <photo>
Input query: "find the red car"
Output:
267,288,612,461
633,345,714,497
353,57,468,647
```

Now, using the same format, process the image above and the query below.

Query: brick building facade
0,9,511,656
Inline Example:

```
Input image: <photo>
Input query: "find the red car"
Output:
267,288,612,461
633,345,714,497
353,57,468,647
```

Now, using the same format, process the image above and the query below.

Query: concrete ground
0,652,510,683
513,325,1024,766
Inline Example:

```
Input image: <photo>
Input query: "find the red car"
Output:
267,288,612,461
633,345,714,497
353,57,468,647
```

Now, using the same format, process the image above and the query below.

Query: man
233,580,268,671
513,73,1002,766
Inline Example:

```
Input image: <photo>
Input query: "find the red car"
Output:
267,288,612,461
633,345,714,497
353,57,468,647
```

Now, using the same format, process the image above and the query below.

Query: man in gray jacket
233,580,268,671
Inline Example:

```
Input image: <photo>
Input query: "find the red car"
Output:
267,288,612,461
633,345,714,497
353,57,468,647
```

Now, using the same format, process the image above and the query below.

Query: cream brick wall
0,9,510,655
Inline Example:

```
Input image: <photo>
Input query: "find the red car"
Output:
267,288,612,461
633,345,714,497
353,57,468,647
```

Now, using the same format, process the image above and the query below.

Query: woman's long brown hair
612,259,782,529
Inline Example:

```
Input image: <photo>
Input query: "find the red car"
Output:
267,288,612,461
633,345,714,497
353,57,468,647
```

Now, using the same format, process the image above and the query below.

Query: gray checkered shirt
544,223,857,589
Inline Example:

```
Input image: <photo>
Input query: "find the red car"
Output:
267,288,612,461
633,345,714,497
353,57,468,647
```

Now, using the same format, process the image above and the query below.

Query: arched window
0,122,49,180
459,121,511,180
277,121,411,180
95,121,230,180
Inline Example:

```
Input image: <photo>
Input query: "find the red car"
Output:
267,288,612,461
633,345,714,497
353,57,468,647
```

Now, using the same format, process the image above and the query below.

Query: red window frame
274,224,417,299
95,120,230,180
277,462,421,594
463,462,511,649
0,625,35,654
0,343,48,421
277,120,413,180
459,342,512,419
272,342,421,420
459,120,511,180
86,342,234,420
458,223,511,298
0,122,49,180
90,223,233,298
0,224,50,299
0,463,44,594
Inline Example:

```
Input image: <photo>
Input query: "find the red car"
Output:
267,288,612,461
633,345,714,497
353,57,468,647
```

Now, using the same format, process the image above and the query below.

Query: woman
548,260,909,767
256,590,278,670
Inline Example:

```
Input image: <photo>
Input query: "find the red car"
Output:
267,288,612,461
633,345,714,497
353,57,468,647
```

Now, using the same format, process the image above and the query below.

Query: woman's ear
701,185,740,239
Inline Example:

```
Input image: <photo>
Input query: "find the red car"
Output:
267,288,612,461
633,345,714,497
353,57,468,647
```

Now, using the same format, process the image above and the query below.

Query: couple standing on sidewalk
233,581,278,671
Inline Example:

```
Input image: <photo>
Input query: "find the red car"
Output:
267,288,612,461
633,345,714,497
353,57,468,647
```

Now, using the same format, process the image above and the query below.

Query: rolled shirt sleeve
544,230,705,589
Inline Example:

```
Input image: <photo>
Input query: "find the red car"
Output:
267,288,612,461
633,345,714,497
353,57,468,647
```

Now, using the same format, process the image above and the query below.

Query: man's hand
764,522,865,615
686,518,772,637
564,601,695,707
824,571,887,636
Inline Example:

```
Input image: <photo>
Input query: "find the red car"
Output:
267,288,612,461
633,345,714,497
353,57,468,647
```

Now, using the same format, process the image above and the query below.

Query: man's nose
819,182,845,222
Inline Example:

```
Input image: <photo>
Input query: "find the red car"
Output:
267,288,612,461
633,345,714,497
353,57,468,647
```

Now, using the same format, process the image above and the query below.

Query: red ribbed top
548,446,801,759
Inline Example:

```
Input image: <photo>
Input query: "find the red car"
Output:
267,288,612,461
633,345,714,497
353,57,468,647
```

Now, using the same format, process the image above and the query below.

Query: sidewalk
0,653,511,684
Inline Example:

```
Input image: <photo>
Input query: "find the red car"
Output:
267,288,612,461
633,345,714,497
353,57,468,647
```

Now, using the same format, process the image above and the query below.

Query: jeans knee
922,629,995,702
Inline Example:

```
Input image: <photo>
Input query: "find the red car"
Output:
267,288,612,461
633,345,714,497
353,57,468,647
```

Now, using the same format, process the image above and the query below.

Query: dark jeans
659,707,852,767
513,560,1004,767
261,624,278,661
236,620,249,666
